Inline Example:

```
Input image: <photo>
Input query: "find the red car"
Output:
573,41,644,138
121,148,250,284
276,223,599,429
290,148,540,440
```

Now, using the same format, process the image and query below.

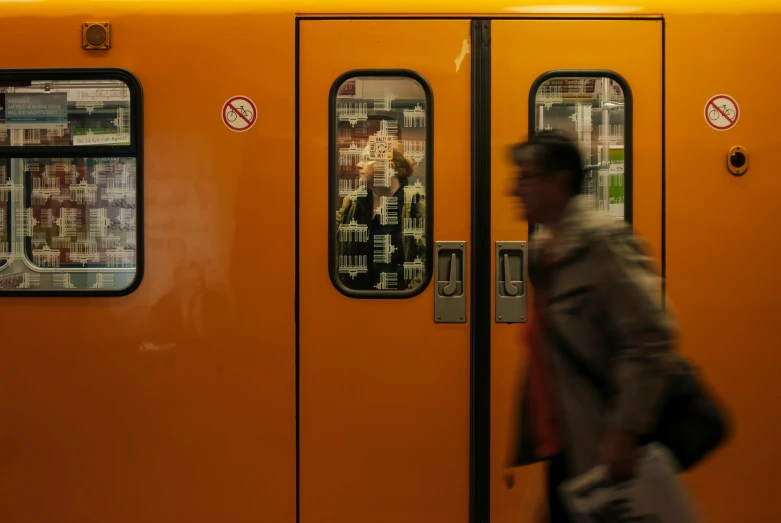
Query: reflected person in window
335,145,425,291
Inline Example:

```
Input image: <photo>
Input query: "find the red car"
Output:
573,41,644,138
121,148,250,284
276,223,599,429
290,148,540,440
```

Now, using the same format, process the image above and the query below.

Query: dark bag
548,324,729,472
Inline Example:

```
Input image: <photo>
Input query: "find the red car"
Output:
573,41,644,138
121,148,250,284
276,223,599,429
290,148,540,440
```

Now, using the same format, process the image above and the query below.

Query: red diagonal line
709,100,735,124
227,102,252,125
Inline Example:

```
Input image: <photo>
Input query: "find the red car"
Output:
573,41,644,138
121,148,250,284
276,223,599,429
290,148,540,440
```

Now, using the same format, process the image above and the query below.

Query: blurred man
504,132,675,522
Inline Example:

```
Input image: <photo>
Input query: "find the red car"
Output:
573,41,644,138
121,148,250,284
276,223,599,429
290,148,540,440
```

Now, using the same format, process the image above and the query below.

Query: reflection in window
533,76,627,220
0,72,139,293
0,80,131,147
0,157,137,290
25,158,137,269
332,75,429,294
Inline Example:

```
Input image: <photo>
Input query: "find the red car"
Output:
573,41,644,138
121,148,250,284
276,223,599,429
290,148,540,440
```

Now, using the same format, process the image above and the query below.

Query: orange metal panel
490,19,662,522
0,12,296,523
666,14,781,523
3,0,781,17
299,19,471,523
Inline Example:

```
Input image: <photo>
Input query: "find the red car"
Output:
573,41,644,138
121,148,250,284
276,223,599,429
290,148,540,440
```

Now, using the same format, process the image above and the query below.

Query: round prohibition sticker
704,94,739,131
222,96,257,132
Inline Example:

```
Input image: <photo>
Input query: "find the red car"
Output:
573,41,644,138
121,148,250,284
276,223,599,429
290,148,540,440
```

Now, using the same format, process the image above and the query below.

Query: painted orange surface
0,2,778,523
0,10,296,523
665,14,781,523
299,19,472,523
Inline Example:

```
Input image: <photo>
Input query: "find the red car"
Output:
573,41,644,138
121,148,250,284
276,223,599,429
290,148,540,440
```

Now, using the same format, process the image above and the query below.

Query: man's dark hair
510,131,585,196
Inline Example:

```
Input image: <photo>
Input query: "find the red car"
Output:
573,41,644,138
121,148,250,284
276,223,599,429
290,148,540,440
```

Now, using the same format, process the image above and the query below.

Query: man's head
508,132,585,225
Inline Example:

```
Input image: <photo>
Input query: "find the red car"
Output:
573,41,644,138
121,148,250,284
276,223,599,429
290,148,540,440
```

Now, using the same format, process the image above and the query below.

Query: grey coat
508,195,678,477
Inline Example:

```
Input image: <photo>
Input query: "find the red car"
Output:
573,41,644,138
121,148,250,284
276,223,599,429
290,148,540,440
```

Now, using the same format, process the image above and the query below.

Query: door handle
443,253,458,296
502,253,520,296
435,242,466,323
495,241,527,323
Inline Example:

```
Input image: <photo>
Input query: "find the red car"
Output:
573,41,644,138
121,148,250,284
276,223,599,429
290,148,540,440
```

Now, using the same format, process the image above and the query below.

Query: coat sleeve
594,230,677,435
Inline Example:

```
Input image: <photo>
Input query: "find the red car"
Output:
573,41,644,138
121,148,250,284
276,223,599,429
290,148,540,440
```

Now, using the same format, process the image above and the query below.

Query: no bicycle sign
222,95,257,132
705,94,739,131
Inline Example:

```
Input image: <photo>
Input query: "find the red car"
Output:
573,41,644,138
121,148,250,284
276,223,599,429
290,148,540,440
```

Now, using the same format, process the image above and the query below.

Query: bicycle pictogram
226,105,253,123
709,104,734,121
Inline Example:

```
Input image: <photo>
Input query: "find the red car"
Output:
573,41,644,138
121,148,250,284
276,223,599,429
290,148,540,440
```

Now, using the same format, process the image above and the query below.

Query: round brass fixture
82,22,111,50
727,145,748,176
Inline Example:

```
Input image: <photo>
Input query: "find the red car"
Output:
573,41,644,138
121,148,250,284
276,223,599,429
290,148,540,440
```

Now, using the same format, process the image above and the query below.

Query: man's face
511,160,546,223
510,160,569,224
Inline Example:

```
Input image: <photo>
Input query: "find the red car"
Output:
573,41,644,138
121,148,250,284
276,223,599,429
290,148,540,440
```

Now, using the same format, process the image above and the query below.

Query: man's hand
600,429,640,482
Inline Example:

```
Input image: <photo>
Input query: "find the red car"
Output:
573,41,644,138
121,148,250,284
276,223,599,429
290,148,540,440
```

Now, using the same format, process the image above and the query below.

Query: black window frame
0,159,9,270
528,69,633,227
328,69,433,299
0,68,143,297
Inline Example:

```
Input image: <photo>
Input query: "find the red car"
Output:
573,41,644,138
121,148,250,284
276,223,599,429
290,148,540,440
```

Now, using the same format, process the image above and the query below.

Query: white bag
559,443,701,523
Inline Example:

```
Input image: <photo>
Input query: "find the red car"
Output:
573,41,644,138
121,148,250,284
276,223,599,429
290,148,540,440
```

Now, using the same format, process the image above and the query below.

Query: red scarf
525,255,564,458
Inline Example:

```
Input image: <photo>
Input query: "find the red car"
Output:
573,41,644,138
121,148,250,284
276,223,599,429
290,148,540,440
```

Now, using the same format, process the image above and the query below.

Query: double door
299,18,661,523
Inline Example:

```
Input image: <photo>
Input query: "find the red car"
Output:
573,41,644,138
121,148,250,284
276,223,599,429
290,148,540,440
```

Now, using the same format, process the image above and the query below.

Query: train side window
530,72,632,221
0,71,142,295
329,71,432,297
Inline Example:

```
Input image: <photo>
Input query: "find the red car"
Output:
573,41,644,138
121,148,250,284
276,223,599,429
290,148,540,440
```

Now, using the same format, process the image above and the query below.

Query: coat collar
529,194,600,264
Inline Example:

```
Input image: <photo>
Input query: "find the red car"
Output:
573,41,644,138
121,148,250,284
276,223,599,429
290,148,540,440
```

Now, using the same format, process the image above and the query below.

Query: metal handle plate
495,241,527,323
435,242,466,323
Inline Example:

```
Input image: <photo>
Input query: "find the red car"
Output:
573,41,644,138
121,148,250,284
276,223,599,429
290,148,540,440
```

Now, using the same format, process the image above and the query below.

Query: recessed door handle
502,253,519,296
435,242,466,323
495,241,527,324
443,253,458,296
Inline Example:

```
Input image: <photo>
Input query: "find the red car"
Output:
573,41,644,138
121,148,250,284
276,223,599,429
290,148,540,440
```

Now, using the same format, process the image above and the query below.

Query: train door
489,19,663,522
298,20,472,523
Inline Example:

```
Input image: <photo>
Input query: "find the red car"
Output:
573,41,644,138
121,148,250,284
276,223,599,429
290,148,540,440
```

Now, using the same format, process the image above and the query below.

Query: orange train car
0,1,778,522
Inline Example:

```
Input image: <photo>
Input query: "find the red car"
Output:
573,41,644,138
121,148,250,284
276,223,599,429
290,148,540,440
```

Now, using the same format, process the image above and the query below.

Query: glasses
514,169,550,185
